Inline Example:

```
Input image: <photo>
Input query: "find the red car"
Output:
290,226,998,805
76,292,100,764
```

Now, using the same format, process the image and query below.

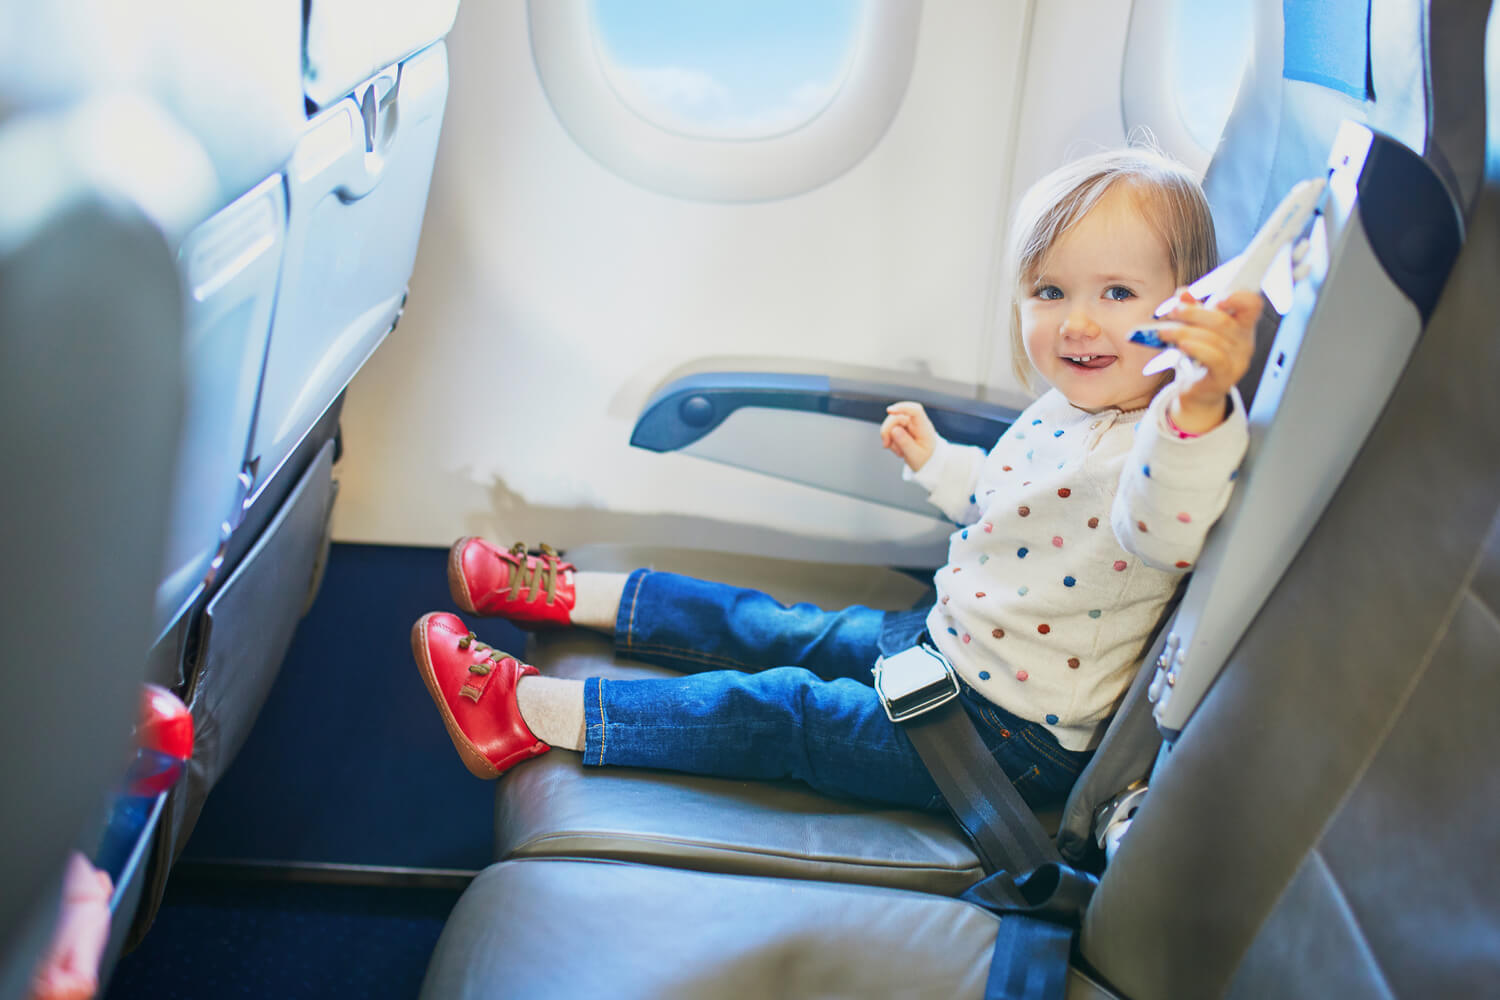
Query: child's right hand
880,402,939,472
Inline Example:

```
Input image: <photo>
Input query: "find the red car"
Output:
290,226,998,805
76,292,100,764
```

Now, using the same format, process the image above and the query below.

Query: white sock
515,675,585,751
569,571,629,633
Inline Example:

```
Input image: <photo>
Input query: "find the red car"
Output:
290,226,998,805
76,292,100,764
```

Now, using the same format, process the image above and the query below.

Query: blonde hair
1006,146,1218,390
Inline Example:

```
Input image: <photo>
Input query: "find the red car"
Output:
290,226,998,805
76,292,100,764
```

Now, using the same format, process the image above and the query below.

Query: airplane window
1171,0,1254,150
588,0,862,141
1122,0,1254,172
528,0,920,202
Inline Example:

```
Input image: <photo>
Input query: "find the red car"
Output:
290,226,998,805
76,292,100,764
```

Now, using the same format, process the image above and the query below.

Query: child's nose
1059,309,1100,338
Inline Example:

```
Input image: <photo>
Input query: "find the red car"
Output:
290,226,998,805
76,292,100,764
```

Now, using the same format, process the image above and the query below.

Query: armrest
631,372,1015,453
630,373,1017,517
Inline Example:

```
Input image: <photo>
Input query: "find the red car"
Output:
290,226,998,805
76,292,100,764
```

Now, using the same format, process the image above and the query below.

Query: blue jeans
581,569,1091,811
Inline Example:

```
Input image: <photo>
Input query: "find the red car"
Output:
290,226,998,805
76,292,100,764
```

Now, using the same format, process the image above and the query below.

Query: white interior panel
333,0,1133,565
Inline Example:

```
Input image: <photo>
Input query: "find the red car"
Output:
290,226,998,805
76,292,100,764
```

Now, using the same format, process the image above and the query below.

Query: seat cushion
490,545,985,893
423,859,996,999
497,628,984,894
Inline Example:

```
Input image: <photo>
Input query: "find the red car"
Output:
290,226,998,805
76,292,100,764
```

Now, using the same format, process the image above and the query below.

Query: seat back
0,111,186,1000
1057,0,1482,859
1077,1,1500,995
247,2,454,497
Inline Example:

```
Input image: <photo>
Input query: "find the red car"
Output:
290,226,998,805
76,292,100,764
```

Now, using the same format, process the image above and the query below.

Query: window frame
527,0,922,203
1121,0,1255,174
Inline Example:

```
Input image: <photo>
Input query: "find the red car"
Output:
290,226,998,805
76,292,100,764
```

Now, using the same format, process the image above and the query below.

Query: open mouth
1062,354,1116,370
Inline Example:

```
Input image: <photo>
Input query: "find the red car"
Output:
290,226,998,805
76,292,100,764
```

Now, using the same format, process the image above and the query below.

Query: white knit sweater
910,384,1248,750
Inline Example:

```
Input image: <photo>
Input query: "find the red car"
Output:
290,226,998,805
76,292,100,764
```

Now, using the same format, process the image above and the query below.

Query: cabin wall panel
333,0,1129,561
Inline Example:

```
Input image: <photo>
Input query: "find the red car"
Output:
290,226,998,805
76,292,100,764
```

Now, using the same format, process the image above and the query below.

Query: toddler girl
411,147,1261,810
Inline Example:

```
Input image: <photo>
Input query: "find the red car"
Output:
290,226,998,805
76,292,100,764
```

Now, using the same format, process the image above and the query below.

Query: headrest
1205,0,1489,255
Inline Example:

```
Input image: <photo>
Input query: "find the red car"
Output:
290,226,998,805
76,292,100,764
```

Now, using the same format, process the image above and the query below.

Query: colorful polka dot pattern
941,404,1230,739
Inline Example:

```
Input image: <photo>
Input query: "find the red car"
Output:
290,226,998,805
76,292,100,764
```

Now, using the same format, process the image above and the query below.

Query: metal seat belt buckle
873,644,960,723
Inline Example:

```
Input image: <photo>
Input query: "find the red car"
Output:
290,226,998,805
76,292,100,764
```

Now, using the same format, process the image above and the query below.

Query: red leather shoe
411,612,549,779
448,537,576,628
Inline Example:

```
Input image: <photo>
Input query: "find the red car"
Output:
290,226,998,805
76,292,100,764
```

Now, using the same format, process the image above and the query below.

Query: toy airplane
1130,176,1328,378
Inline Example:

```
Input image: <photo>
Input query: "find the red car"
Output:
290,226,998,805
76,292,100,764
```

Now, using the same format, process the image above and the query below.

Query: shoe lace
506,542,565,606
456,632,507,700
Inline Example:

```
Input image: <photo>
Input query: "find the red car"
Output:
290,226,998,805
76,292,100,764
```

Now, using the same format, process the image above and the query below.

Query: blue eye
1036,285,1063,300
1104,286,1135,301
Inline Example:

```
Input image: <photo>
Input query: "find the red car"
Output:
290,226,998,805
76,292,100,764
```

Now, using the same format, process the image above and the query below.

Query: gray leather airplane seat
129,0,463,945
1075,2,1500,992
426,0,1496,996
497,546,987,895
1082,128,1500,1000
0,117,186,999
0,0,464,968
141,0,459,899
421,859,1120,1000
488,0,1478,895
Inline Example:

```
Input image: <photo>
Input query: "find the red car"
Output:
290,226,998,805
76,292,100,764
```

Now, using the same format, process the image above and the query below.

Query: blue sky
589,0,863,135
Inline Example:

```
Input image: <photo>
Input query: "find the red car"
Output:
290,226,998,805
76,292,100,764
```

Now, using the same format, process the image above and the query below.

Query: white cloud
612,64,840,138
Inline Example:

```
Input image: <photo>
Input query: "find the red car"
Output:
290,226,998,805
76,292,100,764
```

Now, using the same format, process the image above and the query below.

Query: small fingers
1214,289,1266,321
1159,329,1245,390
1153,288,1198,318
1162,303,1238,336
880,412,910,447
885,424,918,459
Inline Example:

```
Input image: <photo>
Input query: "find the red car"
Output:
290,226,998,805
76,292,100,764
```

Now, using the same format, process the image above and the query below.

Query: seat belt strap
956,860,1099,1000
891,665,1099,1000
902,699,1060,872
983,916,1073,1000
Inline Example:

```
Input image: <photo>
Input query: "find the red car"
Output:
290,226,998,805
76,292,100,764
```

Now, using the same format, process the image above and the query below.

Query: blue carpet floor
180,542,525,871
104,879,461,999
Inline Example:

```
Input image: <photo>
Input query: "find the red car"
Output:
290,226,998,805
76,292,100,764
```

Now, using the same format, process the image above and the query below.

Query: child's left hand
1157,289,1264,434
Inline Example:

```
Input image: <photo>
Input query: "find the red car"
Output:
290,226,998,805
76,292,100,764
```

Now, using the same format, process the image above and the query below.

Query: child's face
1019,186,1178,412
